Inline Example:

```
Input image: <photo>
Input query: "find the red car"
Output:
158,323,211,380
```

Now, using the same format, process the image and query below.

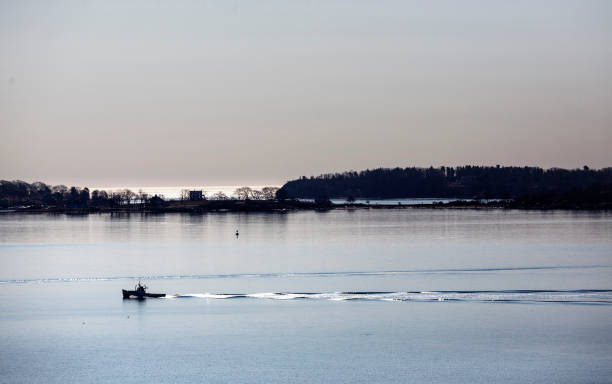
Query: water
313,198,501,205
1,210,611,383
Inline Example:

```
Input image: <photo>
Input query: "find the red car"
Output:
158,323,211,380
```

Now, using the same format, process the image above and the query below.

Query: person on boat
135,282,146,295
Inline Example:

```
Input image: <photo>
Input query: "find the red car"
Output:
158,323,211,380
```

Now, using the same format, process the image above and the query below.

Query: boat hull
122,289,165,299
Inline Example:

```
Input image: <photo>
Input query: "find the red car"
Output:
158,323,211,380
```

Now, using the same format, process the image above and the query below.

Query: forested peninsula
277,166,612,209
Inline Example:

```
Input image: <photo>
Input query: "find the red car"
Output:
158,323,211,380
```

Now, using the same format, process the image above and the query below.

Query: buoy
235,230,239,237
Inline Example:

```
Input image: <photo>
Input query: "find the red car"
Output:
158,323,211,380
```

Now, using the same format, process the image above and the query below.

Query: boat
122,282,165,299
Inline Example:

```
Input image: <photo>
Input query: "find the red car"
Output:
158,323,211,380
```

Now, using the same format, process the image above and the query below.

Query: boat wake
2,265,609,285
163,289,612,305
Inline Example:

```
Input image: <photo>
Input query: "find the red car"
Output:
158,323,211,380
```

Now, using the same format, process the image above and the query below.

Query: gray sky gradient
1,0,611,187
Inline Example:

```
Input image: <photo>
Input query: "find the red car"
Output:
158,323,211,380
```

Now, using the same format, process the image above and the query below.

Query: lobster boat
122,282,165,299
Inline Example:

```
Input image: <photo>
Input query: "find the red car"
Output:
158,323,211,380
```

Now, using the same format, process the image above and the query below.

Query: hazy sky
1,0,611,187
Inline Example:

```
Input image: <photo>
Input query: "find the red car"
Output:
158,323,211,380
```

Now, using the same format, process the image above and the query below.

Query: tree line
3,166,611,210
0,180,280,209
0,181,154,209
179,187,279,201
277,165,612,199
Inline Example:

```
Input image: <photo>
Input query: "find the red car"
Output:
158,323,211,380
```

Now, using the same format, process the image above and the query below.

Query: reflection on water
0,210,611,284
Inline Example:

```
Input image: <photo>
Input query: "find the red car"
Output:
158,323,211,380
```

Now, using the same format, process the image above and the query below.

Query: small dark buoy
235,229,239,237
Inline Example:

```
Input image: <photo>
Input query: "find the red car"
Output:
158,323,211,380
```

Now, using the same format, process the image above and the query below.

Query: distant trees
251,190,264,200
0,180,158,210
2,170,611,211
62,186,89,208
68,187,79,207
137,190,149,206
211,191,229,200
233,186,280,200
79,188,90,206
119,189,136,206
0,180,283,210
0,180,28,203
91,190,109,206
262,187,279,200
0,180,92,209
234,187,253,200
180,189,190,201
314,195,332,206
275,188,288,201
277,166,612,200
108,191,122,207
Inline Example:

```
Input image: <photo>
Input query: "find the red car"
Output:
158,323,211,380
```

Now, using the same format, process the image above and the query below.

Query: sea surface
1,209,611,383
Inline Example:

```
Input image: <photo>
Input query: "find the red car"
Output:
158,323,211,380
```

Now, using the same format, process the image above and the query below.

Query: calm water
1,210,611,383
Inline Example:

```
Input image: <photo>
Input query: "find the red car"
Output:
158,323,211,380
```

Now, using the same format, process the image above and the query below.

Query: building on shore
189,190,203,201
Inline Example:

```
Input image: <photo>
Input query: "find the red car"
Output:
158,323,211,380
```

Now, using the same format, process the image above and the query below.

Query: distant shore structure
189,190,203,201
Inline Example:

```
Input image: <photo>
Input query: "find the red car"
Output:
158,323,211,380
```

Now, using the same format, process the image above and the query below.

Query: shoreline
2,199,610,214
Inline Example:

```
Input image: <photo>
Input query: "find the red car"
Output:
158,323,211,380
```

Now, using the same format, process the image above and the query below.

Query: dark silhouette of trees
67,187,80,208
137,190,149,207
91,190,109,207
314,195,332,206
211,191,229,200
231,187,280,200
234,187,253,200
2,167,611,212
180,189,190,201
262,187,279,200
0,181,98,209
79,188,90,207
0,180,149,210
119,189,136,207
275,188,288,201
251,190,264,200
278,166,612,200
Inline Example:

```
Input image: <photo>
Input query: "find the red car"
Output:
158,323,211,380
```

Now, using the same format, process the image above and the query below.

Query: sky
1,0,611,187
